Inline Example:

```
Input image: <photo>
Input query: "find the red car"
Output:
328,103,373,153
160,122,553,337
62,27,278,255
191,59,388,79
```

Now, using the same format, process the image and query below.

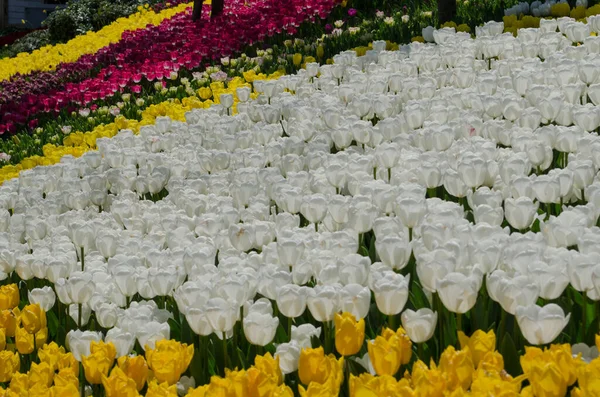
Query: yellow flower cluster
298,347,345,396
0,70,282,184
0,2,192,81
187,353,291,396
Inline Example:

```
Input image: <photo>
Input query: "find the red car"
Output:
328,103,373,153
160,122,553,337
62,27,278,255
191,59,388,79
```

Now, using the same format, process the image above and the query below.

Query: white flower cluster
2,17,600,358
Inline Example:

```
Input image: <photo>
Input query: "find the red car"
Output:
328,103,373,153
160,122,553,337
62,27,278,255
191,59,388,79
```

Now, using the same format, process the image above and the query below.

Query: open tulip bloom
4,5,600,397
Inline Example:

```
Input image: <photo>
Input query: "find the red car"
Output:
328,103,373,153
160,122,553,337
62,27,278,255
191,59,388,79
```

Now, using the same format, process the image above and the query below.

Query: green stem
80,247,85,271
78,303,82,329
288,316,293,340
456,313,462,336
222,333,229,375
389,314,397,331
417,343,424,361
582,290,588,341
498,310,506,350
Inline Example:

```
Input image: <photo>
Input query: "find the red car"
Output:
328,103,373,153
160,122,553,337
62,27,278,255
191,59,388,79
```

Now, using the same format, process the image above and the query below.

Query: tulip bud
27,287,56,312
401,308,437,343
335,312,365,356
516,304,570,345
372,272,410,316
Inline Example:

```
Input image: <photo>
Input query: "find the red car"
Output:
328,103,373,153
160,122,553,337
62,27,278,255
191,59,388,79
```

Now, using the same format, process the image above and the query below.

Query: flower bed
0,0,337,136
1,12,600,394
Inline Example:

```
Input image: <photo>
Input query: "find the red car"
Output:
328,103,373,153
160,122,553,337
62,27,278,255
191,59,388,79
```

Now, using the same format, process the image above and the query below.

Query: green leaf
47,310,59,338
585,315,600,346
500,334,522,376
409,282,430,310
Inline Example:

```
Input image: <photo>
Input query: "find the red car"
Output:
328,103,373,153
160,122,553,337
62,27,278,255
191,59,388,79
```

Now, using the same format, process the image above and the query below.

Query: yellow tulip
438,346,474,391
0,309,18,337
82,341,117,384
458,329,496,367
197,87,213,100
335,312,365,356
146,340,194,385
520,346,544,375
53,367,79,389
28,362,54,388
102,367,140,397
49,383,80,397
0,328,5,351
185,385,208,397
298,347,344,387
477,351,504,373
293,53,303,67
9,371,30,394
367,328,410,377
20,303,47,334
548,344,580,386
528,361,567,397
38,342,66,371
596,334,600,352
298,376,341,397
117,355,149,391
57,352,79,377
0,284,19,310
349,373,413,396
254,353,283,386
577,358,600,396
0,351,19,382
16,326,47,354
146,379,178,397
411,360,446,397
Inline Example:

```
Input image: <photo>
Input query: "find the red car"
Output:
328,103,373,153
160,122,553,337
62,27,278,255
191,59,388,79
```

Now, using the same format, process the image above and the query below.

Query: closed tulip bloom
28,287,56,312
137,321,170,352
367,328,411,376
439,346,474,391
117,355,149,391
437,272,481,314
339,284,371,320
0,284,19,310
37,342,65,371
516,304,570,345
298,347,344,386
28,361,54,388
204,297,238,336
0,350,19,382
372,272,410,316
82,341,117,384
0,328,4,351
20,303,47,334
504,197,539,231
146,379,178,397
276,284,308,319
291,324,322,348
243,311,279,346
275,341,302,374
458,330,496,367
375,235,411,270
16,325,47,354
335,312,365,356
307,285,339,322
66,330,103,362
528,361,567,397
146,339,194,385
101,366,139,397
401,308,437,344
105,328,136,358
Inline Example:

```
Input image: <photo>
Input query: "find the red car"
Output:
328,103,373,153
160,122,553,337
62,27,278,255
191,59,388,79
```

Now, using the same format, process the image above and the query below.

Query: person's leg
191,0,203,21
212,0,224,18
